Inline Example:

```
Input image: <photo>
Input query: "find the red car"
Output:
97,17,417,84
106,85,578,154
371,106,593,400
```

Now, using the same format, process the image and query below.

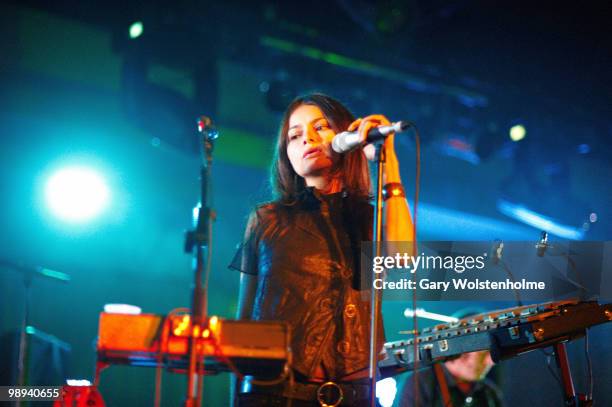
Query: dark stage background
0,1,610,405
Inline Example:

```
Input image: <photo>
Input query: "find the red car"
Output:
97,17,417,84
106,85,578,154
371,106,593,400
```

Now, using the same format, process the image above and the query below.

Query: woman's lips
303,147,322,158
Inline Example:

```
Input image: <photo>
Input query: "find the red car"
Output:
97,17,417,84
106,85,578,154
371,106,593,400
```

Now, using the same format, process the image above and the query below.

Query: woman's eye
315,124,329,131
288,133,300,140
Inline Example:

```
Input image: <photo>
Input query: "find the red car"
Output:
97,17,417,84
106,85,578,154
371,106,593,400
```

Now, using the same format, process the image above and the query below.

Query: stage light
66,379,92,386
45,167,110,223
103,304,142,315
258,81,270,92
129,21,144,39
376,377,397,407
509,124,526,142
192,205,200,226
404,308,459,323
497,198,584,240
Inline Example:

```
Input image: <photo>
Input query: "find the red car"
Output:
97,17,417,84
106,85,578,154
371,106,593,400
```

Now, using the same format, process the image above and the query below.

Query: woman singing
230,93,413,406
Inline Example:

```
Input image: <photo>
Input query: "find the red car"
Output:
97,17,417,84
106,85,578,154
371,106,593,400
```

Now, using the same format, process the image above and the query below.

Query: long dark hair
271,93,371,202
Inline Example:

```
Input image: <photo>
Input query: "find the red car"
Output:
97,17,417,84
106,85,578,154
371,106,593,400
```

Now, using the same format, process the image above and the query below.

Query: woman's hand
347,114,396,161
347,114,401,182
349,115,413,243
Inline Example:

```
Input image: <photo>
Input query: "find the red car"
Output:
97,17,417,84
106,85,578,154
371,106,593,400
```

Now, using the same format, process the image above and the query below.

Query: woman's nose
304,127,319,144
303,136,315,145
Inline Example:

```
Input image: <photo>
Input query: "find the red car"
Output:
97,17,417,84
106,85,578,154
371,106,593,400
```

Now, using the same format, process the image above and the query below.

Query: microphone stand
183,117,218,407
0,260,70,407
368,142,385,407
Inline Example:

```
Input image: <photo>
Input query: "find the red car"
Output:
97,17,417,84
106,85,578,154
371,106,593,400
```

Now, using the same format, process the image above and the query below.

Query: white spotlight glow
376,377,397,407
66,379,92,386
45,167,110,223
509,124,526,142
404,308,459,323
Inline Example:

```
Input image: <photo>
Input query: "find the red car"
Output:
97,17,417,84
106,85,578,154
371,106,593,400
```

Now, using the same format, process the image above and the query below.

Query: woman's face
286,104,338,183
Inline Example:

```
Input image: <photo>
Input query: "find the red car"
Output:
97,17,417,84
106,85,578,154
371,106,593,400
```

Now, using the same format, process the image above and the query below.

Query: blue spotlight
577,143,590,154
45,167,110,223
497,199,584,240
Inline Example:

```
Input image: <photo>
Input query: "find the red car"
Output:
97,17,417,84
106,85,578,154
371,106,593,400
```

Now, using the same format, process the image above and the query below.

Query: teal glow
45,166,110,223
38,267,71,282
129,21,144,39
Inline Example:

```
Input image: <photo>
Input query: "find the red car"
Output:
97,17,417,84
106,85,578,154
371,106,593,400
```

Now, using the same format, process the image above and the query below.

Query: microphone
536,231,550,257
197,116,218,141
491,240,504,265
332,121,411,153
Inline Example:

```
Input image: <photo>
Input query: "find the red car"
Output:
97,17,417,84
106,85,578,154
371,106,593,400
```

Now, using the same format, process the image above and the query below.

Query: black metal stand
368,143,385,407
15,273,32,407
183,117,218,407
0,260,70,407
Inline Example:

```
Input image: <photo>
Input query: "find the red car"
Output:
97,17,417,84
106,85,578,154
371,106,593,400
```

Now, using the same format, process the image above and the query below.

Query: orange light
193,325,200,337
209,316,219,330
202,329,210,338
172,314,191,336
392,188,401,196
